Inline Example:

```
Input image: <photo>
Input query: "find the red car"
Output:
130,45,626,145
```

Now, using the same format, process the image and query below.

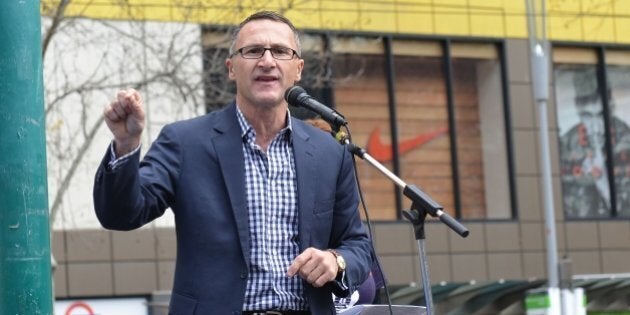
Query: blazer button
240,272,247,279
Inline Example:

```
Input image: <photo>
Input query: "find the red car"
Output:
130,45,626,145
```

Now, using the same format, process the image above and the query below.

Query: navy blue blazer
93,103,372,314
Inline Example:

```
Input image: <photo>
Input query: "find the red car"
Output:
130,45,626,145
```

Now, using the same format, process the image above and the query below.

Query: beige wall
52,219,630,298
371,220,630,285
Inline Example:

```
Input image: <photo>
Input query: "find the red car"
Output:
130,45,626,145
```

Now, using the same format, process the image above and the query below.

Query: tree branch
42,0,71,58
49,115,103,226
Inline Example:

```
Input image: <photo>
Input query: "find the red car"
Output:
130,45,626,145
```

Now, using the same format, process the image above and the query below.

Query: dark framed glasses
230,45,300,60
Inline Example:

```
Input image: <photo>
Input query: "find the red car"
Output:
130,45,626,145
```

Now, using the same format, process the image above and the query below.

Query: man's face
226,19,304,109
577,95,605,148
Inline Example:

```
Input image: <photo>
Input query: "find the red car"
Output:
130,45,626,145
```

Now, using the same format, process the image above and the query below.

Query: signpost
0,1,53,313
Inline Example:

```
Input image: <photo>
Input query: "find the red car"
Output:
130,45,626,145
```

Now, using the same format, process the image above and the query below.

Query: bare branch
48,115,103,225
42,0,71,58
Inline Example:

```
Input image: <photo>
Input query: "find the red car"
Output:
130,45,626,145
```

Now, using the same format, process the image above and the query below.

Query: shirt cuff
337,270,349,289
107,141,141,171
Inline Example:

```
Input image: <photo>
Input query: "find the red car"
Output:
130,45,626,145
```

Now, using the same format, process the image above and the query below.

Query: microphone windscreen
285,86,306,105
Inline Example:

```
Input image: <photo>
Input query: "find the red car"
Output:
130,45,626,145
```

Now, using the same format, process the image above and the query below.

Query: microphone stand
345,141,469,315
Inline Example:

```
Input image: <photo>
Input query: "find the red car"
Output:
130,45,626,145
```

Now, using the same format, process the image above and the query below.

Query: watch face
337,256,346,271
329,249,346,272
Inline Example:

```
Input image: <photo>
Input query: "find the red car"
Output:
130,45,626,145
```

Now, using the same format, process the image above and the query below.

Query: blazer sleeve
93,125,181,230
327,144,372,297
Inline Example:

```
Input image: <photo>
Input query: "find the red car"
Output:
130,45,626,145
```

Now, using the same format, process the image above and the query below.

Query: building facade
44,0,630,312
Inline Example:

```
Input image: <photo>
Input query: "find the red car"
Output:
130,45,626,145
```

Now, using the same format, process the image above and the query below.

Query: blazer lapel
210,110,318,259
292,121,316,251
211,104,251,266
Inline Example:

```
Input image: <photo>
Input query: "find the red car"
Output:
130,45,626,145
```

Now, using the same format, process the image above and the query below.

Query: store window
390,40,453,218
388,40,511,220
450,43,511,219
606,54,630,217
554,47,630,218
332,37,512,220
331,36,396,220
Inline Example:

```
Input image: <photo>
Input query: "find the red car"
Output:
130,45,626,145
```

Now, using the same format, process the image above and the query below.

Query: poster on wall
606,66,630,217
55,297,148,315
555,65,630,218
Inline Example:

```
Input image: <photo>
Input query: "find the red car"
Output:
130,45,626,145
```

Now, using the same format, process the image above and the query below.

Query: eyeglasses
230,45,300,60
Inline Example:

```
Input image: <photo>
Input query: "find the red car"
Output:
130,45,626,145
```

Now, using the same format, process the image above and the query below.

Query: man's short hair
573,68,613,108
229,11,301,57
573,68,598,102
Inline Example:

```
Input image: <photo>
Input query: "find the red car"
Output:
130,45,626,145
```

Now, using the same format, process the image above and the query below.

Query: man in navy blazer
93,11,372,315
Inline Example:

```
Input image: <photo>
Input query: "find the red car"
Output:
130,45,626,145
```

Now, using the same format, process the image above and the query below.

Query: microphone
285,86,347,128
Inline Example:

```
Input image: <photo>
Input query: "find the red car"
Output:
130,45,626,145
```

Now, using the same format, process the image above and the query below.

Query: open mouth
255,75,279,82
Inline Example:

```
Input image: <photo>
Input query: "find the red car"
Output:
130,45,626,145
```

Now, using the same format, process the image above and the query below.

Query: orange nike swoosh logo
366,126,448,162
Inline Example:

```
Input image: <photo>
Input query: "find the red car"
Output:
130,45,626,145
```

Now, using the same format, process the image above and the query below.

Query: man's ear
295,59,304,82
226,58,236,80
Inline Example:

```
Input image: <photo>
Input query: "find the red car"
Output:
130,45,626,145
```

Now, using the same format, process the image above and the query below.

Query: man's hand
104,89,145,156
287,247,338,288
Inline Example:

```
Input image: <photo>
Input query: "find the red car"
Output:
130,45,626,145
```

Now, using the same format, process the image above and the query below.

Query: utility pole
525,0,562,314
526,0,560,290
0,0,54,314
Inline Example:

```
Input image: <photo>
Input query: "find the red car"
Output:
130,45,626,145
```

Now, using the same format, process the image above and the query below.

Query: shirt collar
235,105,293,142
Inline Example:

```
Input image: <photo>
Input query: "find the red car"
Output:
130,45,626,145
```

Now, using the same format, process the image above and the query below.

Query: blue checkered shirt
236,108,308,311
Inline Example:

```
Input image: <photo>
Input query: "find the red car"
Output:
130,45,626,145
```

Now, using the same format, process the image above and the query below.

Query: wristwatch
328,249,346,275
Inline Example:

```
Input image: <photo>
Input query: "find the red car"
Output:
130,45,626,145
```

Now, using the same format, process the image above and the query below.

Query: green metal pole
0,1,53,314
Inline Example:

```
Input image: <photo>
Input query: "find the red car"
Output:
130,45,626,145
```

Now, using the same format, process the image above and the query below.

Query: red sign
65,301,95,315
